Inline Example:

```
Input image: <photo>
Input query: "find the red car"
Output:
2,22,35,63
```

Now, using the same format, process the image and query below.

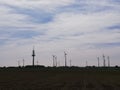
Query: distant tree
115,65,119,68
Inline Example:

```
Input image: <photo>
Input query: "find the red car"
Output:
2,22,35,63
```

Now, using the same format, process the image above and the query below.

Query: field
0,67,120,90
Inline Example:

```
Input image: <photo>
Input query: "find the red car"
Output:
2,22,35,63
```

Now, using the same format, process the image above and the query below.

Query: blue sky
0,0,120,67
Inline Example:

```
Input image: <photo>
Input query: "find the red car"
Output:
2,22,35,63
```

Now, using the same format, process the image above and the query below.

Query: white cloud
0,0,75,11
44,12,120,42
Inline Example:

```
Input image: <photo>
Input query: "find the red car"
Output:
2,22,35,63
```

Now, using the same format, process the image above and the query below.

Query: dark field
0,67,120,90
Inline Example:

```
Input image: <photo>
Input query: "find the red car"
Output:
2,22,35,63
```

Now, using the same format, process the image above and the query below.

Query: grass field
0,67,120,90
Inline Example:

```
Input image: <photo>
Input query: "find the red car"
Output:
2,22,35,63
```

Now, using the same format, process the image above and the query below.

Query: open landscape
0,0,120,90
0,67,120,90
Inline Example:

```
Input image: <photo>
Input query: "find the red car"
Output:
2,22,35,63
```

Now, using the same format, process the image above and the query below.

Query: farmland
0,67,120,90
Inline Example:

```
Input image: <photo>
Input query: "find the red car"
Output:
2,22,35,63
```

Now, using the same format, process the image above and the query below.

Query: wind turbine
52,55,55,67
107,56,110,67
86,60,88,67
103,54,106,67
97,57,100,67
64,51,67,67
55,55,57,67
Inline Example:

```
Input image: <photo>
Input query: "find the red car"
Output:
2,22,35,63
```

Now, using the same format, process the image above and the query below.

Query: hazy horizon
0,0,120,67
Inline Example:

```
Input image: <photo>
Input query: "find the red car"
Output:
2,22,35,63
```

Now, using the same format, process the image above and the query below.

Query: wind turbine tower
55,56,57,67
52,55,55,67
86,60,88,67
103,54,106,67
108,56,110,67
23,59,25,67
64,52,67,67
32,47,36,66
97,57,100,67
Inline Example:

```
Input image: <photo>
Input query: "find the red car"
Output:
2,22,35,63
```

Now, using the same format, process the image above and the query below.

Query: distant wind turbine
97,57,100,67
52,55,55,67
86,60,88,67
55,55,57,67
107,56,110,67
64,51,67,67
103,54,106,67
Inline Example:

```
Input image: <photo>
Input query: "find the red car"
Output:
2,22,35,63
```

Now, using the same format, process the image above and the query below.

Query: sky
0,0,120,67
